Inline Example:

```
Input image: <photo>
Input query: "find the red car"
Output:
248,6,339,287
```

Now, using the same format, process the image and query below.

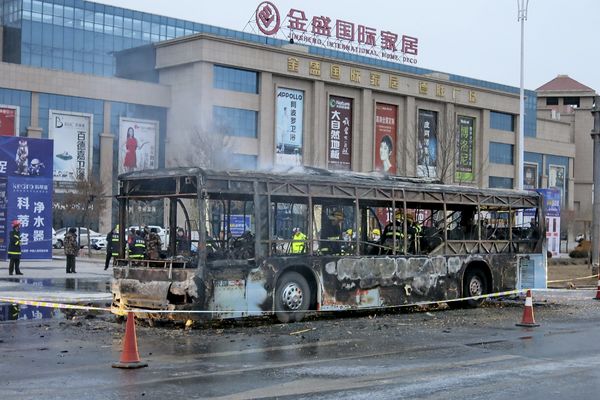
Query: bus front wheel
463,269,487,308
275,272,310,323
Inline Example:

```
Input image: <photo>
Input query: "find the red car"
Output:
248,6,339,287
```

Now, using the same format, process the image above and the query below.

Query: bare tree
54,175,107,256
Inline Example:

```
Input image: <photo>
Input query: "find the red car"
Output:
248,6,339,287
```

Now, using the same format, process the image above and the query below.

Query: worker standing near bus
129,230,146,261
321,210,344,254
290,227,307,254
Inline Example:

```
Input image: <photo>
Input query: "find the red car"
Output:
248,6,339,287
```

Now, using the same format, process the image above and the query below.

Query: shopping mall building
0,0,595,241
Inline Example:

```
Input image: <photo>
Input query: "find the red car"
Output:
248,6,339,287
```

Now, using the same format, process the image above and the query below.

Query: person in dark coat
8,220,23,275
64,227,79,273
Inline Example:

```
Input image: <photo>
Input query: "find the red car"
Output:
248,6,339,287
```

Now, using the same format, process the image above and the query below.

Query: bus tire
275,271,310,323
463,269,487,308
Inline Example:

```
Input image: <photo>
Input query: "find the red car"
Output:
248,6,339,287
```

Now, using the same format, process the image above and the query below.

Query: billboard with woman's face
375,103,397,174
118,118,159,175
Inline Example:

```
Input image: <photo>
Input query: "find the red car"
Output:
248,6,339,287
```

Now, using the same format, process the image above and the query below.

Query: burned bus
111,167,546,322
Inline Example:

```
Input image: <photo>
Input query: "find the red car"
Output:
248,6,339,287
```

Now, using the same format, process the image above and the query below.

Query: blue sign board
226,215,252,237
0,137,53,260
537,188,561,217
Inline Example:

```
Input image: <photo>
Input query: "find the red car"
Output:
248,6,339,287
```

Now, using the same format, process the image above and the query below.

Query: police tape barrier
547,274,598,284
1,289,526,317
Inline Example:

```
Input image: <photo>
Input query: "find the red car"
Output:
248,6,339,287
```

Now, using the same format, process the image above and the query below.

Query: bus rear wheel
275,271,310,323
463,269,487,308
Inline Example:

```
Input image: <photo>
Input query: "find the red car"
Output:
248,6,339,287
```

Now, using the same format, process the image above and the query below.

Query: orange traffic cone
594,272,600,300
516,289,540,327
112,312,148,369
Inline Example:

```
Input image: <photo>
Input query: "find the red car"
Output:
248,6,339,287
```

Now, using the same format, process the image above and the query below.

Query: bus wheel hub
282,283,303,310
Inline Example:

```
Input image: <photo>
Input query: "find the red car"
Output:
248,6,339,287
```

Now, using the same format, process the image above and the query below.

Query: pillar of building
358,88,373,172
258,72,274,168
514,114,524,189
479,110,490,188
311,80,326,168
444,102,456,183
403,96,416,176
26,92,42,138
98,101,114,233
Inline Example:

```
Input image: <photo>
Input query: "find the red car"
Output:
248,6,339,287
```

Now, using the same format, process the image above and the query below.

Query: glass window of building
213,106,258,138
213,65,259,94
489,142,514,165
489,176,513,189
490,111,514,132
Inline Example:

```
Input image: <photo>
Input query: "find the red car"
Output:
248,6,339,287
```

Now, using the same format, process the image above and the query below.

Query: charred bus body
111,167,546,322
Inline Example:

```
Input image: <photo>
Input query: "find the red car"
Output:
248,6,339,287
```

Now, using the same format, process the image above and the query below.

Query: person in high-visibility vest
105,224,120,270
7,220,23,275
290,227,307,254
381,210,404,254
321,210,344,254
128,230,146,260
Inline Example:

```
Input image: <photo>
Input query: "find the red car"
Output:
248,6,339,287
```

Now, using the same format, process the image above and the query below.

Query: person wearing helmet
8,220,23,275
105,224,120,270
320,210,344,254
371,228,381,242
290,227,307,254
381,209,404,254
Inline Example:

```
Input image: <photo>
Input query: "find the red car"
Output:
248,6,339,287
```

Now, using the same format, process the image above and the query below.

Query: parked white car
54,227,102,248
90,235,108,250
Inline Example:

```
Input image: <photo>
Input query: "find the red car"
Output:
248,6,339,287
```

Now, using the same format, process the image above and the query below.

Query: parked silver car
53,227,102,249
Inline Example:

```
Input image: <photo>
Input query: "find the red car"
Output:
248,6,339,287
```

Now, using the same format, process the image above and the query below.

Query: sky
100,0,600,93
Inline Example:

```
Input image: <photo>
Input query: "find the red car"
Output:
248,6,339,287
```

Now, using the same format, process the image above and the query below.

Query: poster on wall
548,164,566,204
118,117,159,175
49,110,92,182
328,96,353,170
374,103,397,174
275,88,304,167
0,106,18,136
538,188,561,257
417,109,438,177
523,162,538,190
455,116,475,182
0,136,54,260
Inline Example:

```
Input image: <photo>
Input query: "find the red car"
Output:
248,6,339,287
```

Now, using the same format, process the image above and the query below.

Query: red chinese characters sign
328,96,352,170
0,107,17,136
253,2,419,64
374,103,397,174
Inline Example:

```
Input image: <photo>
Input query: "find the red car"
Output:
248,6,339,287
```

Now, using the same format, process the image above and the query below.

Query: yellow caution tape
547,274,597,284
0,297,110,312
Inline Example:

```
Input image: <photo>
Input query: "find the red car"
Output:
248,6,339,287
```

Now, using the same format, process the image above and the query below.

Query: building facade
0,0,587,241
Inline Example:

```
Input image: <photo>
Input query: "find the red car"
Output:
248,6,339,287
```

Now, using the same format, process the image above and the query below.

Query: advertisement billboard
417,109,438,177
118,117,159,175
0,106,18,136
0,136,54,260
548,164,566,204
49,110,92,182
275,88,304,167
538,188,561,257
455,116,475,182
524,162,538,190
374,103,397,174
328,96,353,170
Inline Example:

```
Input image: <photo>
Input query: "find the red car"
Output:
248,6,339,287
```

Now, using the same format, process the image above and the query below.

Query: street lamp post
590,96,600,271
517,0,529,191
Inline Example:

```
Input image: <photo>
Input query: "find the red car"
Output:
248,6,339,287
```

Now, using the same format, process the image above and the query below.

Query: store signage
253,1,419,64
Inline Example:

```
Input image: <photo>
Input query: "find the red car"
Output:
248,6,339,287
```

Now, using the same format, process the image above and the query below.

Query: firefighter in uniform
128,230,146,262
8,220,23,275
381,210,404,254
146,227,162,260
290,227,307,254
320,210,344,254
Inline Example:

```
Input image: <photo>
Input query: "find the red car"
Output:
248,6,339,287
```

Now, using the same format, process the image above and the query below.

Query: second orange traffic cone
112,311,148,369
516,289,540,327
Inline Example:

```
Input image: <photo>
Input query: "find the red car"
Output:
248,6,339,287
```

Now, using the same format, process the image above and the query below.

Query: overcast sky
101,0,599,94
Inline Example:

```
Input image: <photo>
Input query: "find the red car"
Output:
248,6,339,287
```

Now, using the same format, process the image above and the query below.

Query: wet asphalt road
2,288,600,399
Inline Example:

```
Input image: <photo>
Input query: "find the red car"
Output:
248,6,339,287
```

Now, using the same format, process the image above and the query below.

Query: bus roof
119,167,540,200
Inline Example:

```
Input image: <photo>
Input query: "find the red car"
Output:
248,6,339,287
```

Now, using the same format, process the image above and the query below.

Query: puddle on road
0,277,111,322
1,277,111,292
